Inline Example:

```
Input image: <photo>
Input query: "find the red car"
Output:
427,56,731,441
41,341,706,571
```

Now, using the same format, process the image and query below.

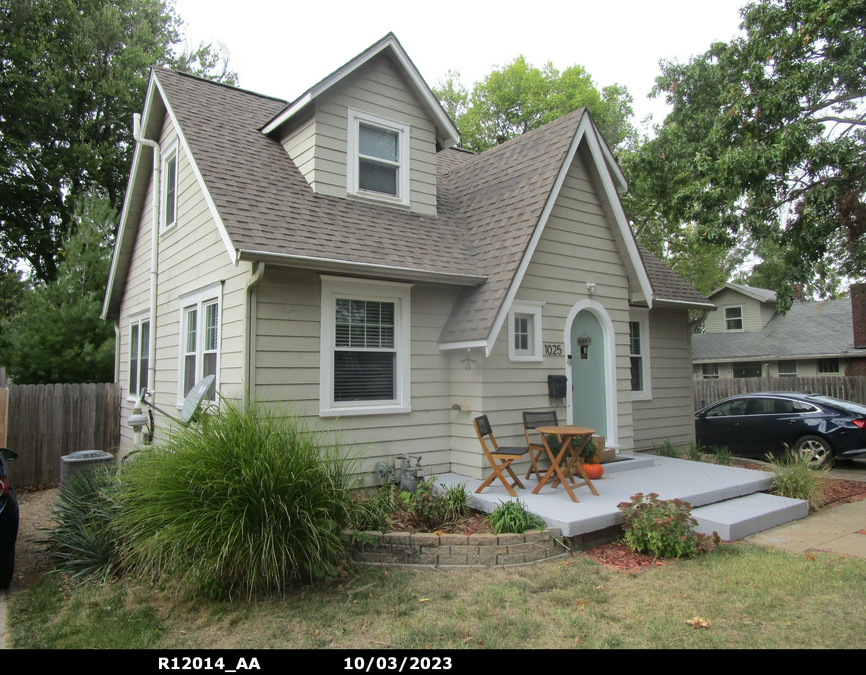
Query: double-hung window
162,141,178,231
128,313,150,399
628,310,651,400
725,306,743,331
178,284,220,402
507,301,544,362
347,109,410,205
320,276,411,416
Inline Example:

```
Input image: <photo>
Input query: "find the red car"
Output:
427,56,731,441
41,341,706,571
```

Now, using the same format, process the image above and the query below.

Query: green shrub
399,478,447,531
117,400,357,596
712,446,733,466
441,482,470,522
767,449,828,510
617,492,698,558
486,499,546,534
352,485,398,531
654,440,682,458
47,466,124,583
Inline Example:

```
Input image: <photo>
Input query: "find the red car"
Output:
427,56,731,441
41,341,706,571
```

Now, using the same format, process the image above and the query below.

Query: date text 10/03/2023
345,657,452,671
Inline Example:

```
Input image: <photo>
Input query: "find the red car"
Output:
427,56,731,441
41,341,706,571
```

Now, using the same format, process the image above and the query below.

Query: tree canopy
623,0,866,307
0,195,117,384
434,57,636,154
0,0,237,282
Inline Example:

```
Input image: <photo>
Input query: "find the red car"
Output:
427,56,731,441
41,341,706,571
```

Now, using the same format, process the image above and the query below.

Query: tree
0,195,117,384
435,57,636,153
0,0,236,282
624,0,866,308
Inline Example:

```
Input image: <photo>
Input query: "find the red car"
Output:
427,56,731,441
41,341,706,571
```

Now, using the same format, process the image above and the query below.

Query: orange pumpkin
583,463,604,480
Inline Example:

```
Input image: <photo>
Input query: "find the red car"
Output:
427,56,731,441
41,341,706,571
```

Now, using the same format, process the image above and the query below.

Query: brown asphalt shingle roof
113,70,709,340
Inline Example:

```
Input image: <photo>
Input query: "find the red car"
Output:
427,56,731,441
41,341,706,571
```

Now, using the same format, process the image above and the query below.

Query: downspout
133,113,160,410
113,320,120,383
244,262,265,407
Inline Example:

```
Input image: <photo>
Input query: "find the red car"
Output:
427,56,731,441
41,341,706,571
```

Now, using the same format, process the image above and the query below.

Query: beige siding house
103,34,712,479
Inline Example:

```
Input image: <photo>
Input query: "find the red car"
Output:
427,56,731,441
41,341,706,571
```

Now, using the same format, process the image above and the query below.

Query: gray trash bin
60,450,115,487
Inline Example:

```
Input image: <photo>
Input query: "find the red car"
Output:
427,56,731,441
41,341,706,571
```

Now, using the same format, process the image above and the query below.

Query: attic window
347,109,410,205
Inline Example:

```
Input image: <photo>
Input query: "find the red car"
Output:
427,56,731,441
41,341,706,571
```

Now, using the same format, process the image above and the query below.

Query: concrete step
692,493,809,541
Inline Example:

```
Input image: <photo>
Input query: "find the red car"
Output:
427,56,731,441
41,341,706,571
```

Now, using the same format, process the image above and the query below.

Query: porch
436,455,808,541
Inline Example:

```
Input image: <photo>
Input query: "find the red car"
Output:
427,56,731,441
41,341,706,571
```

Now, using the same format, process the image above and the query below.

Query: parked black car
695,392,866,467
0,448,19,588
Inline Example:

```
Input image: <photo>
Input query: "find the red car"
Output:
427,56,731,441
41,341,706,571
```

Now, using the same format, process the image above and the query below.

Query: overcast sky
173,0,750,129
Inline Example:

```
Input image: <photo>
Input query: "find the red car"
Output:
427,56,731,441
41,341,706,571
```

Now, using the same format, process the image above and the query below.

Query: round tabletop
536,426,595,436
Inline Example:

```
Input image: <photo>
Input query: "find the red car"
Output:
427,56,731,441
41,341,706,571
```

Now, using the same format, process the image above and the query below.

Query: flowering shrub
617,492,700,558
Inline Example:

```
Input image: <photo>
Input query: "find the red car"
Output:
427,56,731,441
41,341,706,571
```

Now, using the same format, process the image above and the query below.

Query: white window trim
161,139,179,232
176,282,222,406
724,305,744,332
508,301,544,362
320,275,412,417
346,108,410,206
127,310,151,401
629,309,652,401
778,360,797,377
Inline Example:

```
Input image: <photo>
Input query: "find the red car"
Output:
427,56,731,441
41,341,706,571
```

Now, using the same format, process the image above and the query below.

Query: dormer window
347,108,410,205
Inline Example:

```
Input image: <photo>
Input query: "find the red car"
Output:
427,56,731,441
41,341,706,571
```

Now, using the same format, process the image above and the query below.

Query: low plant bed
385,508,492,535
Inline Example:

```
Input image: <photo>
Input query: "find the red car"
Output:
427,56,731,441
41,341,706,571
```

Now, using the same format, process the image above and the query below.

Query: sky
172,0,750,130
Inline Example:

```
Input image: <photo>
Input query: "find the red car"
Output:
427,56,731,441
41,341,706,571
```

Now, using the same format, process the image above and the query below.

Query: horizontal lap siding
117,113,248,451
466,148,634,475
253,268,460,481
704,290,769,333
632,308,695,450
302,54,438,215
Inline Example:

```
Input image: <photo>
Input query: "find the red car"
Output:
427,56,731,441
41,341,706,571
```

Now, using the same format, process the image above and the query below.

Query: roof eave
653,298,717,310
236,249,486,286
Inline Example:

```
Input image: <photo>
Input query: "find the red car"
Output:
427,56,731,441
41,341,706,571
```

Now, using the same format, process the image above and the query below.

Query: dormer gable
704,282,777,333
262,34,458,216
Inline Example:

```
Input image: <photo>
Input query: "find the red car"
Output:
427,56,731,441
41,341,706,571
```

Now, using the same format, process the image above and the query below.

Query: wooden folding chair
522,410,561,480
473,415,528,497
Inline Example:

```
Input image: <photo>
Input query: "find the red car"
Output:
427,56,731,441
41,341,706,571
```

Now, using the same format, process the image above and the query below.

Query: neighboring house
693,282,866,379
102,34,712,480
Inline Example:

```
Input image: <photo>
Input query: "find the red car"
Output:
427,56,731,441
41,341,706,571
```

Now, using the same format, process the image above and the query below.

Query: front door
570,310,606,437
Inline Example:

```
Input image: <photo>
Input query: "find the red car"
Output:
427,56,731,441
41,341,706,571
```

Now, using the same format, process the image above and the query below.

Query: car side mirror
0,448,17,461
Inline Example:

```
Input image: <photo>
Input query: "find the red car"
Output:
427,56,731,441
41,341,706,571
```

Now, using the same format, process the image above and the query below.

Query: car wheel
0,550,14,588
794,435,834,468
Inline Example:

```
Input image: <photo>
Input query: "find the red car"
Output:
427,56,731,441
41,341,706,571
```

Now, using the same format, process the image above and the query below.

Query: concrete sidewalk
745,496,866,557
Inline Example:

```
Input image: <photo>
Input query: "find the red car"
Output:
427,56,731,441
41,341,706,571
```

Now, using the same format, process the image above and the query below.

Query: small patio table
532,425,600,503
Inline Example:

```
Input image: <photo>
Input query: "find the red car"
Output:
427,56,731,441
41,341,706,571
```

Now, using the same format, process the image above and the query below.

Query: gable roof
104,47,710,344
709,282,777,304
693,298,865,362
260,33,458,148
637,244,715,309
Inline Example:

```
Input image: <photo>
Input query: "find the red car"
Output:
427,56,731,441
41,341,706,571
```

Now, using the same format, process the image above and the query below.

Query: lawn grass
10,542,866,649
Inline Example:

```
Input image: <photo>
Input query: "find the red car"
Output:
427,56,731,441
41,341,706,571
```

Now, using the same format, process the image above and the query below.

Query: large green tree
435,57,636,153
623,0,866,307
0,195,116,383
0,0,236,282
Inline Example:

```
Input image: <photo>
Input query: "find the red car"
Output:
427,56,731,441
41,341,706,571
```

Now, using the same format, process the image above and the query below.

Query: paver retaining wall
348,527,568,567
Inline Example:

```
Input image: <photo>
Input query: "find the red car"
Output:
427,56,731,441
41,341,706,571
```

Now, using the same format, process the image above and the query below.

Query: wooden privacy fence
694,376,866,410
0,383,120,488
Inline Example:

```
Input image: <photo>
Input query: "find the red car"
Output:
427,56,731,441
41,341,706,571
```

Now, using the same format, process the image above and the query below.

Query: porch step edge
691,493,809,541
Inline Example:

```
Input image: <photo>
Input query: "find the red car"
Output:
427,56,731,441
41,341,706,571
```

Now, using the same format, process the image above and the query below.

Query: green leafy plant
617,492,699,558
685,443,704,462
767,448,828,510
712,446,733,466
352,485,398,532
440,482,470,522
580,437,598,460
486,499,546,534
47,466,124,583
399,478,448,531
653,440,682,458
117,400,358,596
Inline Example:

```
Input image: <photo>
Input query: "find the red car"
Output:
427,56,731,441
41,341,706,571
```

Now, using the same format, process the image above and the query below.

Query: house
102,34,712,480
692,282,866,379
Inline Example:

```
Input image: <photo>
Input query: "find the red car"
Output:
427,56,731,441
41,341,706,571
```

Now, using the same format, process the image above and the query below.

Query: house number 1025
543,343,563,356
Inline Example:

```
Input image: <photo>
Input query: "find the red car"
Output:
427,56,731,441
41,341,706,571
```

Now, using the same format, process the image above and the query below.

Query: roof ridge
154,67,289,105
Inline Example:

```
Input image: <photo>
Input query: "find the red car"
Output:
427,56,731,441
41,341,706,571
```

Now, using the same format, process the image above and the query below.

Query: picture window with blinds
320,276,412,416
347,109,410,205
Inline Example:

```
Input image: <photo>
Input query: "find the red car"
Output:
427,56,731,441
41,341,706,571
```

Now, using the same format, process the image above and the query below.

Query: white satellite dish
128,375,215,440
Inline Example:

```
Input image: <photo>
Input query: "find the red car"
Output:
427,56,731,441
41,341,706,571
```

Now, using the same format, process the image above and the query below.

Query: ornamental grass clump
117,400,357,596
47,466,125,583
768,448,828,510
486,499,546,534
618,492,699,558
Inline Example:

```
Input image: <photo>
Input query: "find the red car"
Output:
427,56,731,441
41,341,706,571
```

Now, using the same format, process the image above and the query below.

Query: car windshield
810,395,866,416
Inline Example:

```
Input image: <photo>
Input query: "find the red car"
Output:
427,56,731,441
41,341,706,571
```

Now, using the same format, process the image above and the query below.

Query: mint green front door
570,310,606,437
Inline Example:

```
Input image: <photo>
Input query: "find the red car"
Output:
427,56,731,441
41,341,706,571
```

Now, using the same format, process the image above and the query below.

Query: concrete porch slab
691,493,809,541
435,455,775,538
